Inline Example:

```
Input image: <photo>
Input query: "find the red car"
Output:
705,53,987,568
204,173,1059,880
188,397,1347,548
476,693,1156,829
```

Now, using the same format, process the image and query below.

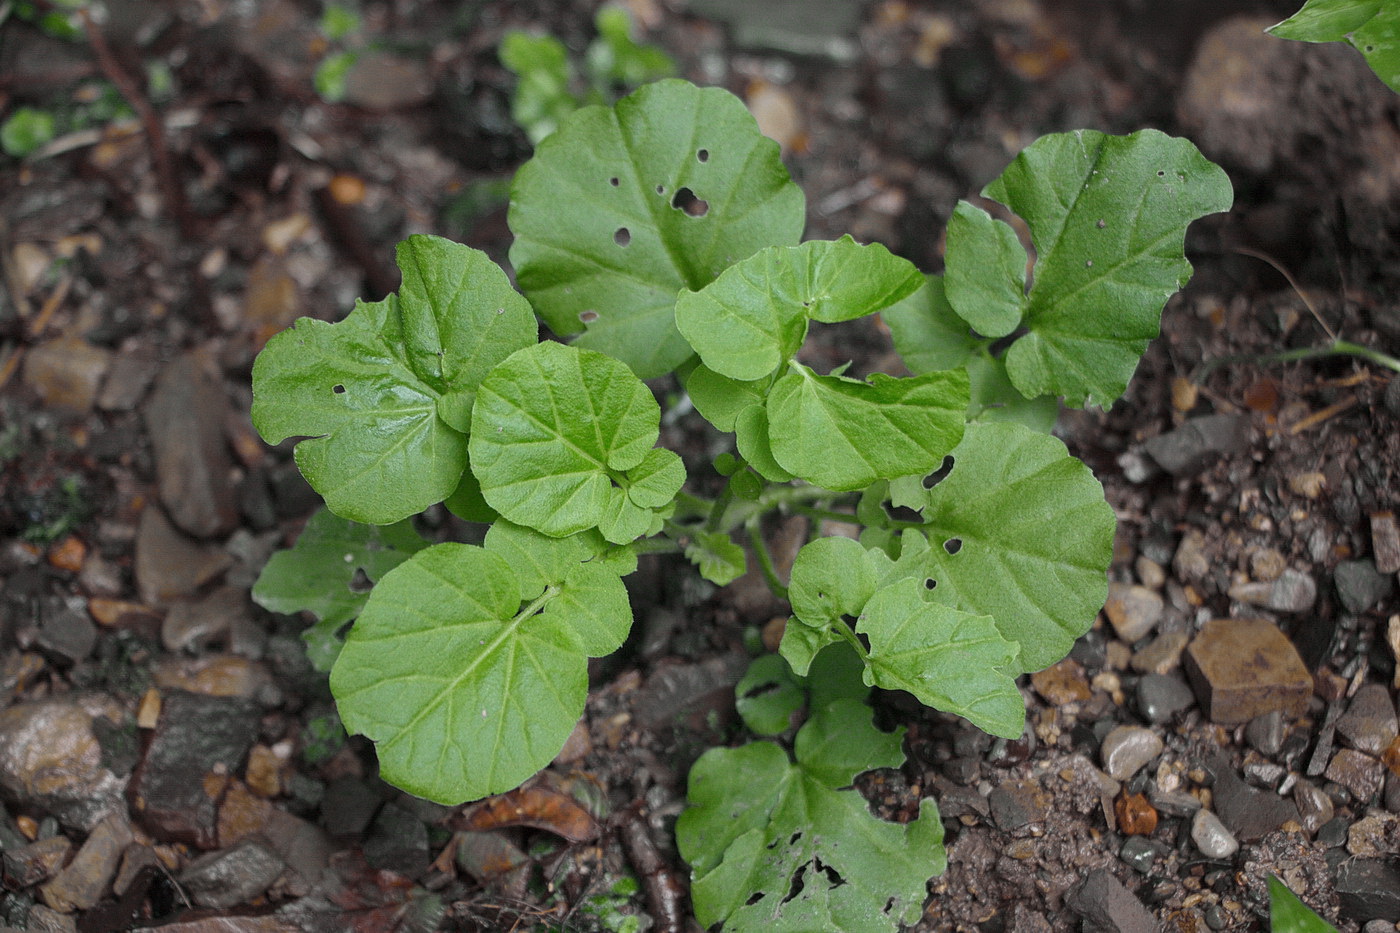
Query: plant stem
745,518,788,601
1198,340,1400,378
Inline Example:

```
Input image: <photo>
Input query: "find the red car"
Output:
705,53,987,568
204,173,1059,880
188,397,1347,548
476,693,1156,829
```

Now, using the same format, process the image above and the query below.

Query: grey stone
686,0,863,60
1337,858,1400,923
988,778,1051,833
319,777,381,838
38,813,134,912
363,801,428,877
1337,684,1399,756
1229,568,1317,613
1191,808,1239,859
3,835,73,887
1104,583,1163,643
1211,761,1300,842
143,353,238,538
34,597,97,665
1119,836,1166,874
162,586,253,653
1101,725,1163,782
1065,868,1157,933
134,506,233,606
1245,709,1286,756
1149,787,1203,817
1327,749,1386,802
179,838,286,909
24,903,77,933
1336,560,1393,613
0,697,127,831
97,349,158,411
1140,414,1250,475
1294,778,1336,834
1136,673,1195,723
129,691,260,848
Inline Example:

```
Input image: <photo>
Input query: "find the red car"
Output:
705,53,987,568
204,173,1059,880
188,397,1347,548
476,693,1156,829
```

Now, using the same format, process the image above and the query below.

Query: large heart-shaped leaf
889,421,1115,672
766,364,968,491
508,79,805,378
330,534,631,804
969,129,1231,408
678,699,943,932
468,341,684,543
251,237,536,524
675,237,923,382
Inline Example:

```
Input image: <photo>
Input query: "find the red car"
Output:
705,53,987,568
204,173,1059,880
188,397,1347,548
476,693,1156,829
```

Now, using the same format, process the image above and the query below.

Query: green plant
1268,875,1339,932
1269,0,1400,93
251,78,1230,925
500,5,675,144
312,2,364,102
1,106,56,157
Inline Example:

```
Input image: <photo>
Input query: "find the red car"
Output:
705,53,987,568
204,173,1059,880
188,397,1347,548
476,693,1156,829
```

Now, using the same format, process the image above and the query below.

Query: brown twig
1287,396,1359,435
1232,246,1338,342
618,803,689,933
79,9,196,238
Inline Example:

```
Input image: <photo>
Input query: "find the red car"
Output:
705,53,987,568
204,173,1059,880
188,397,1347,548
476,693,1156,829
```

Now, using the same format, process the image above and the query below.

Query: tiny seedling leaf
767,364,968,491
676,236,923,382
251,507,429,671
888,421,1115,672
251,236,535,524
685,530,748,586
975,129,1232,408
1267,875,1340,932
330,537,631,804
469,341,684,544
508,79,806,378
678,697,944,932
735,654,805,735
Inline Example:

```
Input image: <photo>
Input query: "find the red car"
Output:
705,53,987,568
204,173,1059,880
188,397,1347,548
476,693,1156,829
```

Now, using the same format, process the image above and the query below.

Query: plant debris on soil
2,1,1400,931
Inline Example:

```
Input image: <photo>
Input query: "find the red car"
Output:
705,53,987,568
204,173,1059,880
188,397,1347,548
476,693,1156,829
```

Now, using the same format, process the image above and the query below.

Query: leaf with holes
508,79,806,378
1269,1,1400,94
960,129,1231,408
251,236,536,524
678,697,944,933
330,535,631,804
734,654,804,735
675,236,923,382
766,364,968,491
252,507,429,671
469,341,685,544
887,421,1115,672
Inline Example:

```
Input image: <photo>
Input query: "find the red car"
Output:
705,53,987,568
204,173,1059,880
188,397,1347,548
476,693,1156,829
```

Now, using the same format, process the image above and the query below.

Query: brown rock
1130,630,1191,675
1325,748,1385,802
134,506,233,606
40,812,135,912
1030,657,1092,705
1103,582,1163,643
22,336,112,413
1372,512,1400,575
1114,791,1158,836
342,51,433,110
151,655,277,701
143,352,238,538
0,697,127,831
3,835,73,887
1183,618,1312,725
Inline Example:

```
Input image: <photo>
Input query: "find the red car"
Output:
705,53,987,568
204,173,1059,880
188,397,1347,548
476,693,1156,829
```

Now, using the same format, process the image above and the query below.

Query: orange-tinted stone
1031,657,1093,706
1115,792,1159,836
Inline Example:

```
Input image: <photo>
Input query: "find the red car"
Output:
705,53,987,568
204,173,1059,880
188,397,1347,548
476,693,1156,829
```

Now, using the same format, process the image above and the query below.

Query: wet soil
2,1,1399,931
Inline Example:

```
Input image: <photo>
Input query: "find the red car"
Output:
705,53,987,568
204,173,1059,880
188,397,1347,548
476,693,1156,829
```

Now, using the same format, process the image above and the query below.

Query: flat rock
1183,618,1312,724
1337,684,1399,756
129,691,260,848
1211,761,1300,842
134,506,233,605
1336,857,1400,923
3,835,73,888
0,696,127,831
686,0,862,60
363,801,428,877
162,585,253,653
1140,414,1250,475
143,352,238,538
1103,583,1163,643
1130,630,1190,675
1327,748,1386,802
179,838,286,910
1335,560,1394,613
1101,725,1163,782
988,778,1052,833
1065,868,1156,933
1136,673,1196,723
97,348,159,411
151,654,278,703
39,812,135,912
22,336,112,414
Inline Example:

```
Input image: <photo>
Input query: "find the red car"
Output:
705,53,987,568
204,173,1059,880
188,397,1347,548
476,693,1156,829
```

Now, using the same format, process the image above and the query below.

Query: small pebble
1104,582,1164,643
1335,560,1394,614
1119,836,1164,874
1192,808,1239,859
1101,725,1164,781
1347,811,1400,857
1327,748,1386,802
1248,547,1287,582
1336,683,1399,756
1135,556,1166,589
1130,631,1190,675
1293,778,1335,834
1372,512,1400,575
1245,709,1286,756
1137,673,1195,723
1317,816,1350,847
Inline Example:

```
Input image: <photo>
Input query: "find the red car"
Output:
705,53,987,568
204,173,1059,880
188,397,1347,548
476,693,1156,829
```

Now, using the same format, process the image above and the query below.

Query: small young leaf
678,699,944,932
767,364,968,491
508,79,806,378
788,536,880,630
251,237,535,524
676,236,923,382
685,530,747,586
943,202,1028,339
251,508,428,671
778,622,843,676
888,421,1115,673
469,341,684,544
857,579,1024,738
1267,875,1340,932
500,30,577,144
685,364,768,432
735,654,804,735
734,404,795,482
978,129,1232,408
330,540,631,804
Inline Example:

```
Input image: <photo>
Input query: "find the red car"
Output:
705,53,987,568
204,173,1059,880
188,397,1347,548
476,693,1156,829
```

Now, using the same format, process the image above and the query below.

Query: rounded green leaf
942,202,1028,339
251,298,468,524
508,79,806,378
767,364,969,491
469,341,681,543
789,536,880,630
883,275,981,376
330,542,631,803
685,364,769,432
891,421,1115,673
980,129,1232,408
676,236,923,382
735,654,805,736
251,237,536,524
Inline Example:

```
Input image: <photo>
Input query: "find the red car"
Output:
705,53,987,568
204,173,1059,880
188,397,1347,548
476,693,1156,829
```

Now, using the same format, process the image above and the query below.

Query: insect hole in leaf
671,187,708,216
922,454,955,489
